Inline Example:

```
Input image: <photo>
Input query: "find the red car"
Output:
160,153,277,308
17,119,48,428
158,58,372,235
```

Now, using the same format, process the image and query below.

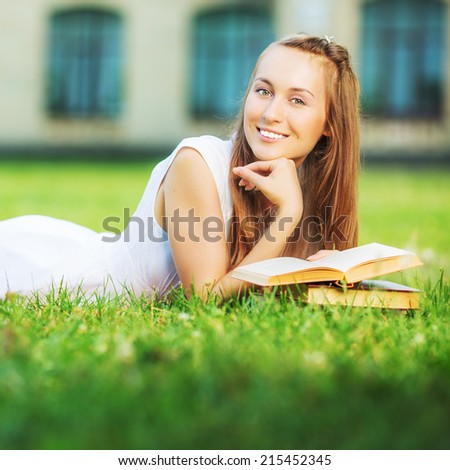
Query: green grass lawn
0,161,449,450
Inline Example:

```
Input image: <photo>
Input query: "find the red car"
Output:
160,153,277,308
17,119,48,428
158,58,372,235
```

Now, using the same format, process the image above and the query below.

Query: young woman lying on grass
0,34,360,300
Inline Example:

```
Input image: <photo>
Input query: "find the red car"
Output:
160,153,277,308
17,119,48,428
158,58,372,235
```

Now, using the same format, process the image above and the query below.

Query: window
361,0,446,119
47,9,123,118
191,7,274,119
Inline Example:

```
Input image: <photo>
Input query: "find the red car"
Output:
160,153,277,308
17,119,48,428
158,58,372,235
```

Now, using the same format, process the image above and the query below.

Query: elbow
179,271,250,303
182,277,232,303
181,279,221,303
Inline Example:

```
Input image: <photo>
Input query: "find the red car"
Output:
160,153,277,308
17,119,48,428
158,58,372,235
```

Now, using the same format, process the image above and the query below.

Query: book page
308,243,414,272
237,257,312,277
360,280,421,292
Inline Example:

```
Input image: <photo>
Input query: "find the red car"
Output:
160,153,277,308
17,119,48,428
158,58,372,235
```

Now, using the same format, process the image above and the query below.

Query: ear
323,129,331,137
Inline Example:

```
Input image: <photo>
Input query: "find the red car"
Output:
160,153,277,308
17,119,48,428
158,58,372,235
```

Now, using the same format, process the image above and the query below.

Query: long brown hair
228,34,360,268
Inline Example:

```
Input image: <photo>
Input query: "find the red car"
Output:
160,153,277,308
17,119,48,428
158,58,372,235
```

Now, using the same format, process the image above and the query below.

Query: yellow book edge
279,280,421,310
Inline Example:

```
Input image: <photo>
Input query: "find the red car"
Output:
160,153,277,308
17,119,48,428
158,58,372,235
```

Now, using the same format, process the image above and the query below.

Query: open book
231,243,422,286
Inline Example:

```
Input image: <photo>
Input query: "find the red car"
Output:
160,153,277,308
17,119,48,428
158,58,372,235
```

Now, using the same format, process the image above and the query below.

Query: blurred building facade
0,0,449,161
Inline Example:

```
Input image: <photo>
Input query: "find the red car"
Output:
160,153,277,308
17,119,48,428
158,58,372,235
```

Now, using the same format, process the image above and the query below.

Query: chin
251,144,284,161
253,152,280,161
257,150,297,162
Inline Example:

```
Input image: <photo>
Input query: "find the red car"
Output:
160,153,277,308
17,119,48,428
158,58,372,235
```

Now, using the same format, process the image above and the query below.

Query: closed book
303,279,421,310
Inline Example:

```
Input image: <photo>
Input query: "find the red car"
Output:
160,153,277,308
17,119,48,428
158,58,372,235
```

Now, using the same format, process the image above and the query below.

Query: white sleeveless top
0,135,233,298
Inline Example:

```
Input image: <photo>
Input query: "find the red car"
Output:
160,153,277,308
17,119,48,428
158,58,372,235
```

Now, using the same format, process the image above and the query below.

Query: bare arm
211,158,303,298
163,148,229,298
163,149,303,299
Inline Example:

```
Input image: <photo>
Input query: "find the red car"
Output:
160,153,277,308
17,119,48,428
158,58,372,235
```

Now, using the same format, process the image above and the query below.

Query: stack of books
231,243,422,310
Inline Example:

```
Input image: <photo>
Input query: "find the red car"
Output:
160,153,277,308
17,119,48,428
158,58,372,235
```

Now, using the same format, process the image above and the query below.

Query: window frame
360,0,446,120
46,8,123,119
190,6,274,120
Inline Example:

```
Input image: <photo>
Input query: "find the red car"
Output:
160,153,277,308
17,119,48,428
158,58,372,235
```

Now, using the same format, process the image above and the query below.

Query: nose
262,97,284,123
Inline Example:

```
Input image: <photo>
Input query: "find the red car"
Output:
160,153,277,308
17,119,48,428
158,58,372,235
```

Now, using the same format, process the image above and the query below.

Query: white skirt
0,215,148,298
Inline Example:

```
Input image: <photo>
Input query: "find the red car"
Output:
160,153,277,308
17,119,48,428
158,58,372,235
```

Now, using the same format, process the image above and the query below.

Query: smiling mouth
258,128,288,140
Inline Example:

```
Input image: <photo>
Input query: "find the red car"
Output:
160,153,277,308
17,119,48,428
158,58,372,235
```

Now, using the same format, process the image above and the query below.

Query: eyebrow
254,77,315,99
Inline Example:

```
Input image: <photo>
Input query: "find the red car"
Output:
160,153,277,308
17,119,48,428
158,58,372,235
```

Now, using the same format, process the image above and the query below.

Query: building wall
282,0,450,158
0,0,217,150
0,0,449,159
353,0,450,158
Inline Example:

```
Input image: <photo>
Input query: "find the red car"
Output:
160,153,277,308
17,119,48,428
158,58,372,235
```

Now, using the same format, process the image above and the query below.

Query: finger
233,166,265,188
240,160,277,172
238,178,256,191
242,158,296,175
234,163,271,179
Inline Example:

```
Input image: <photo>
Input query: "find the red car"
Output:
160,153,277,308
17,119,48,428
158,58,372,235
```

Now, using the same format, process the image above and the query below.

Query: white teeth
259,129,286,139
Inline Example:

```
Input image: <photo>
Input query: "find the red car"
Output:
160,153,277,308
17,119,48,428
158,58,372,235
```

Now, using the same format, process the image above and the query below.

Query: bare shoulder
165,146,212,184
163,146,220,209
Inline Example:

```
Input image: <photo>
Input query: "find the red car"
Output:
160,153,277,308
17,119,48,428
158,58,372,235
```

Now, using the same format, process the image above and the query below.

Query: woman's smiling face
243,45,329,167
